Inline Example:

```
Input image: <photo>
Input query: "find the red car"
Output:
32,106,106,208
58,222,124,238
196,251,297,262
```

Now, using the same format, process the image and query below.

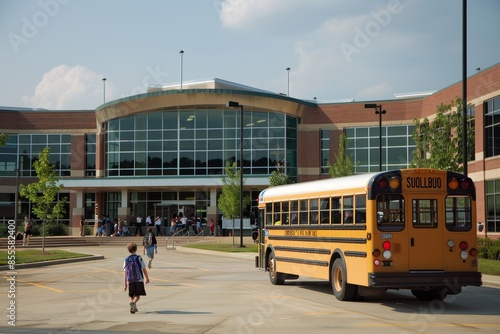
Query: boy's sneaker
148,259,152,269
129,302,136,314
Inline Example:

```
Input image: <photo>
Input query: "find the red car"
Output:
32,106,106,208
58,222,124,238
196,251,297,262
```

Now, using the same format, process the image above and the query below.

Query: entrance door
407,196,444,270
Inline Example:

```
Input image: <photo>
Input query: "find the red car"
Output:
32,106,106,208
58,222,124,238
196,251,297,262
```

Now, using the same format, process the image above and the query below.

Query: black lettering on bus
406,177,442,189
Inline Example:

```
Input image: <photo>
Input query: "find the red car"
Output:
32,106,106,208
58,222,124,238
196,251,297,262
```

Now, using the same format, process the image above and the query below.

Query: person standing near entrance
80,216,85,236
154,216,162,236
134,214,143,236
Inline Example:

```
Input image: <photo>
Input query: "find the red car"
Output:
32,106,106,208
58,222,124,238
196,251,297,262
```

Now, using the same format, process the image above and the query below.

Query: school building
0,62,499,238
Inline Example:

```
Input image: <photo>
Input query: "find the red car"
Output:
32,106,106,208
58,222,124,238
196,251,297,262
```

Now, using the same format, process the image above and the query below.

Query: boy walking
123,242,149,314
143,227,158,269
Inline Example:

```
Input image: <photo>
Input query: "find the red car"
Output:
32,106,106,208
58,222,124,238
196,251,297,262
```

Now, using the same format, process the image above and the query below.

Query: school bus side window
331,197,341,224
266,203,272,226
355,194,366,223
320,198,330,224
377,194,405,231
446,195,472,231
310,198,319,224
290,200,298,224
300,199,308,224
343,196,353,223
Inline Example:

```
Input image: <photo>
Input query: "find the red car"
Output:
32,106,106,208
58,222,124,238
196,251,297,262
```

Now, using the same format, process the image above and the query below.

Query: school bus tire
268,249,285,285
331,258,356,301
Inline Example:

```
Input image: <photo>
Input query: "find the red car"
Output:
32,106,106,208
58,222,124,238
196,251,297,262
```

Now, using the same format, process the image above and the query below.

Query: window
467,105,475,162
354,194,366,223
290,200,298,224
343,196,353,224
377,194,405,231
486,179,500,233
412,199,438,228
346,125,416,173
320,129,330,173
106,109,298,177
446,195,472,231
485,96,500,158
319,198,330,224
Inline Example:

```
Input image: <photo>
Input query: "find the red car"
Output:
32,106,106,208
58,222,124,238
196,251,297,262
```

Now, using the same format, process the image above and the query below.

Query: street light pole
365,104,386,171
179,50,184,89
286,67,290,97
227,100,245,248
102,78,106,104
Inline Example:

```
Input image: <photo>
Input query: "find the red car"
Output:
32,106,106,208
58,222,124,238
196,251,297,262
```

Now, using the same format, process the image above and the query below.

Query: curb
0,255,105,271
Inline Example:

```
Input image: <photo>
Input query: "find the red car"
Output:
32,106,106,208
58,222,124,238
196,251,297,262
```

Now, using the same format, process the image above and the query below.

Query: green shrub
84,225,94,236
43,222,69,236
477,238,500,260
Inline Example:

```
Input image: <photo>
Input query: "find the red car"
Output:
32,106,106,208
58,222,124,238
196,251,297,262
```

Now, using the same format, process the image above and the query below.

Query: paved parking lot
2,245,500,334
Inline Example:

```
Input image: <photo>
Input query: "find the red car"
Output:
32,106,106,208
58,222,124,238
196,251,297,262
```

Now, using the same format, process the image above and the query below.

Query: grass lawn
0,249,91,265
478,258,500,276
183,243,258,253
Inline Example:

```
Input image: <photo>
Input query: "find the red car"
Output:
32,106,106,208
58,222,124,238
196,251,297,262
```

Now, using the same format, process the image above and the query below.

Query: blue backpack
124,254,143,282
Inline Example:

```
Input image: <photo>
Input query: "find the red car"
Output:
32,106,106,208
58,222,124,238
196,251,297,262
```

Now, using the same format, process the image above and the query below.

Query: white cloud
22,65,110,110
218,0,297,29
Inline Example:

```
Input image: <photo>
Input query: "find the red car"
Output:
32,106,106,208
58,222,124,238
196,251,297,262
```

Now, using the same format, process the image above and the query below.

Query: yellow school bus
257,169,482,301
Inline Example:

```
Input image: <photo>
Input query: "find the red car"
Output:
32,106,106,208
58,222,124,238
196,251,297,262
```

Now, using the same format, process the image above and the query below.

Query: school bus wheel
331,258,356,301
268,249,285,285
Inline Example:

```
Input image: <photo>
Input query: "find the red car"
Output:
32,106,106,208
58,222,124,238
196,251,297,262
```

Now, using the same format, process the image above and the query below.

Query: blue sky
0,0,499,110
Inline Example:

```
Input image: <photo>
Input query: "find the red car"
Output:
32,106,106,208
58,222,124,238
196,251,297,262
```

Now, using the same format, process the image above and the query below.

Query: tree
218,161,250,244
0,133,7,146
268,160,290,186
20,147,67,252
329,132,356,177
411,98,473,173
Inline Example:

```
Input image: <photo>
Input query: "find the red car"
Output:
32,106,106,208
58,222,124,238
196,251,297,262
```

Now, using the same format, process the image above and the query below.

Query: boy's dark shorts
128,281,146,298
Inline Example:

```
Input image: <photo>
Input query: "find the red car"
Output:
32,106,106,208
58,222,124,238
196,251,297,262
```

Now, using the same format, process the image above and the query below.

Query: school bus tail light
382,241,392,259
459,241,469,260
448,177,473,191
377,177,388,189
460,178,472,190
469,248,478,257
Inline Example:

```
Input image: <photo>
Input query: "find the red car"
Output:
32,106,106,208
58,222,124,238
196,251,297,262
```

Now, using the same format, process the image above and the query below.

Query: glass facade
105,109,297,177
485,96,500,158
0,134,71,177
320,129,330,173
86,134,96,176
486,179,500,233
345,125,416,173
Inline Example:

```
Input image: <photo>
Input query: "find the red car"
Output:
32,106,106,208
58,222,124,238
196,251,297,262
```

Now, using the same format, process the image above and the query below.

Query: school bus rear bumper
368,271,482,288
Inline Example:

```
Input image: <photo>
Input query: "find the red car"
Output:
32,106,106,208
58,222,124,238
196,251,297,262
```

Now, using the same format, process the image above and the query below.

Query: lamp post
364,103,386,171
226,100,244,248
179,50,184,89
286,67,290,96
102,78,106,104
14,164,19,229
